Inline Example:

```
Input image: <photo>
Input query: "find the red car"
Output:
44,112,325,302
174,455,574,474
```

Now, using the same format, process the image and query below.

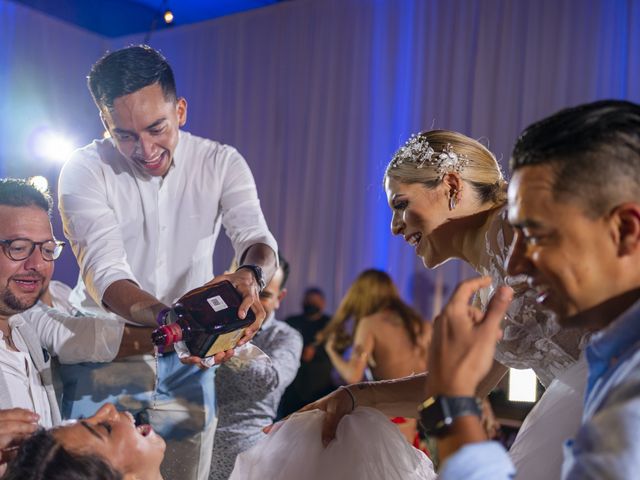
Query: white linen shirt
0,305,124,427
58,130,278,313
0,334,53,427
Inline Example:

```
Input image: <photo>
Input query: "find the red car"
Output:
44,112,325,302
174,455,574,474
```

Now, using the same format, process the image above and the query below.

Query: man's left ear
278,288,288,303
177,97,188,127
613,203,640,256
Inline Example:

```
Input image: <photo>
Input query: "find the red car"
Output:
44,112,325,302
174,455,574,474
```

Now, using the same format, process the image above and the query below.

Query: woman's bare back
362,309,430,381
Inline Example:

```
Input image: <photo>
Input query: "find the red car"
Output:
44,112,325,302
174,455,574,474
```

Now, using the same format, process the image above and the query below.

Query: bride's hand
263,387,355,447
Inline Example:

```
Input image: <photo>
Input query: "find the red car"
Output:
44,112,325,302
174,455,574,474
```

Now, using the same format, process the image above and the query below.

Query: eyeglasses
0,238,65,262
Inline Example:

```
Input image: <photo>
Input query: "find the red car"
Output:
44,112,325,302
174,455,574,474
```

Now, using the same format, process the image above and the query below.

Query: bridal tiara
390,134,469,180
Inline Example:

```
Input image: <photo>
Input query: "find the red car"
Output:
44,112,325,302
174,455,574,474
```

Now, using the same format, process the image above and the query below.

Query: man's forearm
115,325,156,358
239,243,277,284
103,279,167,327
350,373,430,418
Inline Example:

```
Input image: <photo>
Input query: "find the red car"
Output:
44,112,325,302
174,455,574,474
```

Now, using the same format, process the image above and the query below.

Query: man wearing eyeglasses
0,178,152,433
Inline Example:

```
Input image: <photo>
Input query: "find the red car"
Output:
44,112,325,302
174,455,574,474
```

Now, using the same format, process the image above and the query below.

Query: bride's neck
436,205,503,270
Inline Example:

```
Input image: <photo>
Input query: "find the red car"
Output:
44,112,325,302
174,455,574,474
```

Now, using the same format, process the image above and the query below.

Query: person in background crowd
278,288,336,418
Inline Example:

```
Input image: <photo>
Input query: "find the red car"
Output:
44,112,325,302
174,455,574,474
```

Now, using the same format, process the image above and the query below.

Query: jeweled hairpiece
390,135,469,180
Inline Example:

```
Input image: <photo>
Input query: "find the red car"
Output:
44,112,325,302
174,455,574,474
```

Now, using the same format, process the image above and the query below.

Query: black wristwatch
418,395,482,438
237,264,266,292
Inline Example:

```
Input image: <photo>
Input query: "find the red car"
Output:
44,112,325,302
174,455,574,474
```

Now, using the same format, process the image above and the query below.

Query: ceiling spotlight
164,10,174,24
28,176,49,193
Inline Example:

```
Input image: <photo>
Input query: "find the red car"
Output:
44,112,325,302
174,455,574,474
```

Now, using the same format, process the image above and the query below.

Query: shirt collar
585,296,640,394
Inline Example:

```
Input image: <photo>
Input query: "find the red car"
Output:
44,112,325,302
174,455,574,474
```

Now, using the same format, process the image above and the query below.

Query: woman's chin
418,247,448,269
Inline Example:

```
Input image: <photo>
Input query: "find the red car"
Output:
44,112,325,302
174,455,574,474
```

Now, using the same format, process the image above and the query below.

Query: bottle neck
152,322,187,347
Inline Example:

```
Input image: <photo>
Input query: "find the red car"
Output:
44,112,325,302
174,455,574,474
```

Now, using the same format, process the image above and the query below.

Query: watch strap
419,395,482,438
237,264,266,291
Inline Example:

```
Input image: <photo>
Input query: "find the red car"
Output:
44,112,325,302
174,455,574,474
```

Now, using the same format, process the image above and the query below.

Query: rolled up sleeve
22,305,125,363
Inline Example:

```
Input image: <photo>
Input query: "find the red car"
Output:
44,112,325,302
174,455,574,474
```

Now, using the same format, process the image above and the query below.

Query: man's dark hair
4,429,122,480
511,99,640,217
304,287,325,298
278,251,290,290
0,178,52,214
88,45,177,110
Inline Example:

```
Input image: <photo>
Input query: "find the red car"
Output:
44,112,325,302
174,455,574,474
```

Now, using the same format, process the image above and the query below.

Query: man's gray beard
0,285,45,316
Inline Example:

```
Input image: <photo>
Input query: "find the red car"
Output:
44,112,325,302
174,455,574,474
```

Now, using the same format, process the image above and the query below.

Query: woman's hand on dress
263,387,355,447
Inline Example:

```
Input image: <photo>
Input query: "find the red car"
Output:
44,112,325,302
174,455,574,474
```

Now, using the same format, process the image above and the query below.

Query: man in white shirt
0,178,150,428
57,45,278,480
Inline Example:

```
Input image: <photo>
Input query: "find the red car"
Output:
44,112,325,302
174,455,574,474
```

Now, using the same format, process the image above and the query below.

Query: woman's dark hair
88,45,177,111
3,429,122,480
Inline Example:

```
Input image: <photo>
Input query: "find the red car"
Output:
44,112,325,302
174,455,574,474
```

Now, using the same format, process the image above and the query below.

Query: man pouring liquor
57,45,278,480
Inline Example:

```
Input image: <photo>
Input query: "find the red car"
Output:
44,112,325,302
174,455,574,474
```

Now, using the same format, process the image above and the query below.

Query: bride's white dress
476,208,589,480
230,407,436,480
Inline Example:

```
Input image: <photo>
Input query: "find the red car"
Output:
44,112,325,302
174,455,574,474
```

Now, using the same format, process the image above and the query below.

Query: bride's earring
449,189,458,210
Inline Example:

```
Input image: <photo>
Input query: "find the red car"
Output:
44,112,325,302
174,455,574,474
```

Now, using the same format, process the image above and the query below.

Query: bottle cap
151,323,184,347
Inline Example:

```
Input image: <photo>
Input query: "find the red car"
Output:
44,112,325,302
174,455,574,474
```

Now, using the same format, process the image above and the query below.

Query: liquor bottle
151,280,256,358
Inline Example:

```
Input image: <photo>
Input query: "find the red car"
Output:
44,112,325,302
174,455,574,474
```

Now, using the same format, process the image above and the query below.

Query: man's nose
23,246,46,271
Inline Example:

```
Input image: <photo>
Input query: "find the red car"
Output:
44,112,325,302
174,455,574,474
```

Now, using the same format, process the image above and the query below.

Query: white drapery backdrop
2,0,640,317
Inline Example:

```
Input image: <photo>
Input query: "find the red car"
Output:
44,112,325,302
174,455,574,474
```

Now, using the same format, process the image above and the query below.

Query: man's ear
177,97,188,127
278,288,288,303
613,203,640,256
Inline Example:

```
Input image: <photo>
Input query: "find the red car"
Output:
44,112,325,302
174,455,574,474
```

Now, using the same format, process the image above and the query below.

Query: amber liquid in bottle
151,280,256,358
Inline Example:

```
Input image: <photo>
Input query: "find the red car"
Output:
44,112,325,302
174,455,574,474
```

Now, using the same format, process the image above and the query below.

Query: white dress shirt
58,130,278,314
0,333,53,427
0,305,124,427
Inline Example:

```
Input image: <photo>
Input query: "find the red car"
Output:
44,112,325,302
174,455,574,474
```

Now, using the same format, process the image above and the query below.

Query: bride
255,130,587,479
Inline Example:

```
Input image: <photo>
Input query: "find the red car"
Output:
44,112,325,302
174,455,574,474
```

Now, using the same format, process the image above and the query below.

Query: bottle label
205,329,245,356
207,295,228,312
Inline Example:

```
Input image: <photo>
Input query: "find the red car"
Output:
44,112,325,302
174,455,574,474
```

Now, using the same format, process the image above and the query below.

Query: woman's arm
324,317,375,384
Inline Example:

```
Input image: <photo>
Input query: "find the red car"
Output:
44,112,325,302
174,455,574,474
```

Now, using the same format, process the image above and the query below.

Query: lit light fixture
28,176,49,193
31,129,75,163
103,130,111,139
508,368,537,403
164,10,174,24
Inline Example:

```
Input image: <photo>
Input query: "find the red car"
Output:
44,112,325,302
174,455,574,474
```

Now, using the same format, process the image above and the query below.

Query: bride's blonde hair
385,130,507,206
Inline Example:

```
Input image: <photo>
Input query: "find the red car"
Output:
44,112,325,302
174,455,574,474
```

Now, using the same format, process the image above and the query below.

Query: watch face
418,397,447,435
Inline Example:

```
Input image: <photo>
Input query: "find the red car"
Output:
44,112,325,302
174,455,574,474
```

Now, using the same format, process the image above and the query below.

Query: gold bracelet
339,386,356,412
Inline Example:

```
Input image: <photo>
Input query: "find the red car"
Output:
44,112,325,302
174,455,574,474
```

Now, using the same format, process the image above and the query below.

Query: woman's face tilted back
53,403,165,480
